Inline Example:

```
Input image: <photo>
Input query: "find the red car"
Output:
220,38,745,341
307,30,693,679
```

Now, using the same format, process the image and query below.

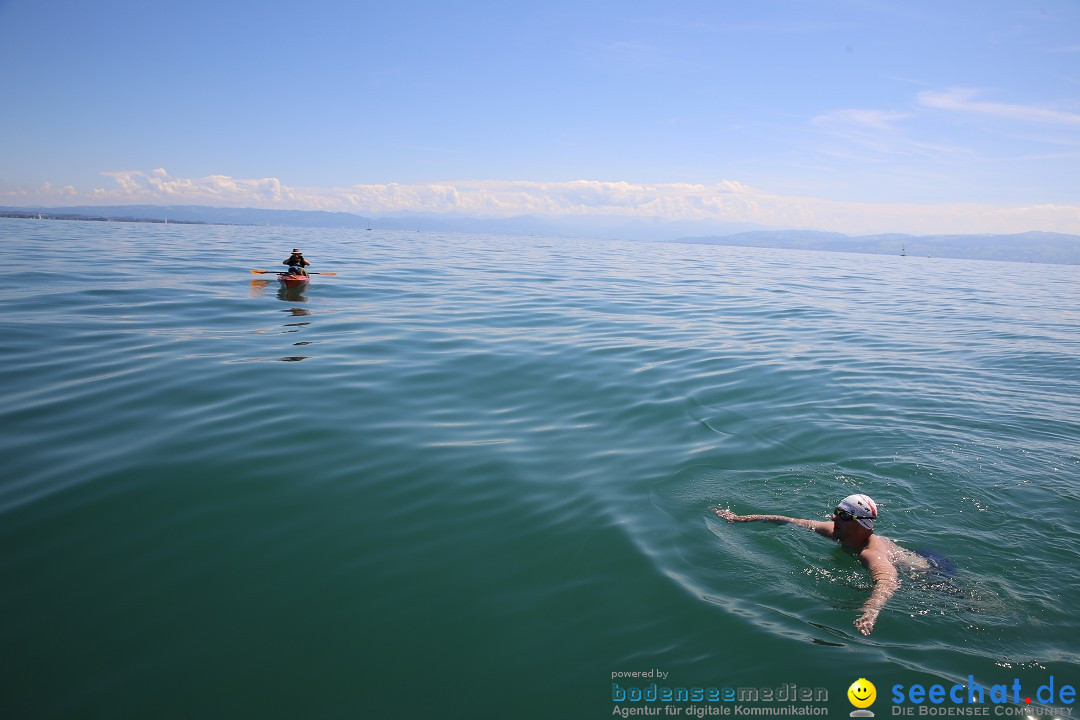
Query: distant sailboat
900,246,906,256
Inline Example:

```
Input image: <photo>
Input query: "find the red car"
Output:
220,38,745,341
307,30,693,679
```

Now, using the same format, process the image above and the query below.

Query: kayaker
283,248,311,276
710,494,944,636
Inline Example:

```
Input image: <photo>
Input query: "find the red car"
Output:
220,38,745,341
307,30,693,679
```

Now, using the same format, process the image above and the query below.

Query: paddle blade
251,268,335,276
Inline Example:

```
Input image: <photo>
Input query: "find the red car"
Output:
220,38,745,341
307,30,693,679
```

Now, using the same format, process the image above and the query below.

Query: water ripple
1,220,1078,717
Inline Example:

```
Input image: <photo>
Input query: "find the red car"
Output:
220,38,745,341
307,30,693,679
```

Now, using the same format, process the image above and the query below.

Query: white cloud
918,88,1080,126
812,108,910,132
3,169,1079,235
810,107,972,160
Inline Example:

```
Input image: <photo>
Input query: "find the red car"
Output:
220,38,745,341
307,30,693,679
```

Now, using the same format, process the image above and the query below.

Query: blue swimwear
915,549,957,577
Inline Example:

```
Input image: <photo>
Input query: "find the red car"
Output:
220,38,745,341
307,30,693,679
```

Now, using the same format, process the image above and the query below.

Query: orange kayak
278,273,310,290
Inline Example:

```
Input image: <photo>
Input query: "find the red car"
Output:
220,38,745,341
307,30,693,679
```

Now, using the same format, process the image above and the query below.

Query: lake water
1,218,1077,719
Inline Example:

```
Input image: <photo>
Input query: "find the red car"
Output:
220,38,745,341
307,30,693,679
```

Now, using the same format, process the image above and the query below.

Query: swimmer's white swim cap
837,494,878,530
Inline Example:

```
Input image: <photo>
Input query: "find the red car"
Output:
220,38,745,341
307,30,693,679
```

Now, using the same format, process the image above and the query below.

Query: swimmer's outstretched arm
854,550,899,636
710,507,831,535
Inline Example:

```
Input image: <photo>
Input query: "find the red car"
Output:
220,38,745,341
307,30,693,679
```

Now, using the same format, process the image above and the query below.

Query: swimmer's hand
854,608,878,636
709,506,739,523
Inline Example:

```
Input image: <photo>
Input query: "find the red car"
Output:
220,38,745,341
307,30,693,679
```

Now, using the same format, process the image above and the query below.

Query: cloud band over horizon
4,168,1079,236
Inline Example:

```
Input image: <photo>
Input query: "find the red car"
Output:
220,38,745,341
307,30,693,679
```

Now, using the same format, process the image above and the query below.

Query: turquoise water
1,218,1077,719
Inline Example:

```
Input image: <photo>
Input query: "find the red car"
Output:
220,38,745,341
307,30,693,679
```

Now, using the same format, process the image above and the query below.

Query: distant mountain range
3,204,1078,265
0,204,765,239
0,204,376,229
668,230,1080,265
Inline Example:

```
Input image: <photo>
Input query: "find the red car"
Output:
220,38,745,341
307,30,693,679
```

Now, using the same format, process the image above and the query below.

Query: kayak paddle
250,269,337,276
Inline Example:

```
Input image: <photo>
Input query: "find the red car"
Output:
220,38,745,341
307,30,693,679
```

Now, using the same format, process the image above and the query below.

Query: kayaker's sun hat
292,248,302,254
836,494,878,531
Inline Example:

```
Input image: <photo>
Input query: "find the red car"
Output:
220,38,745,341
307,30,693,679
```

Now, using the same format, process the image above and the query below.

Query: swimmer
710,494,930,636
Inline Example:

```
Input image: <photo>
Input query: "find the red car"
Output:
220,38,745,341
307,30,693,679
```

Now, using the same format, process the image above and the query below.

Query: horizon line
3,170,1080,236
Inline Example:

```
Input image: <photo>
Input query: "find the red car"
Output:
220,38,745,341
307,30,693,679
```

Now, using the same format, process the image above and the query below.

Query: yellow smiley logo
848,678,876,708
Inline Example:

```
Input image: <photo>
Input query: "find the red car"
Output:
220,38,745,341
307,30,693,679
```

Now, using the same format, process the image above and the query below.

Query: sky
1,0,1079,235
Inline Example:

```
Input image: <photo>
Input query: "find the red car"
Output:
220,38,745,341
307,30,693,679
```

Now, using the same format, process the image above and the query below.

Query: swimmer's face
833,508,870,535
847,679,876,708
832,509,853,532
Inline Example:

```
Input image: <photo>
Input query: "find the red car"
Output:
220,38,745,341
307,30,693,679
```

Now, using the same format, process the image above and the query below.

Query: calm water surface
1,218,1078,719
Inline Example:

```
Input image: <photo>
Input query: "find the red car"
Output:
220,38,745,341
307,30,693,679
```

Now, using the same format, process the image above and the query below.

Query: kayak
278,273,310,290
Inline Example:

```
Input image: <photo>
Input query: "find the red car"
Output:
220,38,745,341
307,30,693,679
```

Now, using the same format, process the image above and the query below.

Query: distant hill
0,204,763,239
668,230,1080,265
0,205,375,228
366,212,766,240
3,204,1078,264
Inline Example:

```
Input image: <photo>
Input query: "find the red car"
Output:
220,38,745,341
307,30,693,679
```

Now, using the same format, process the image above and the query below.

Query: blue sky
1,0,1078,234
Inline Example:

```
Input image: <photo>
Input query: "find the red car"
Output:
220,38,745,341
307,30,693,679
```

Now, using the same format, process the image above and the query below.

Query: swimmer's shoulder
863,534,911,559
878,537,933,571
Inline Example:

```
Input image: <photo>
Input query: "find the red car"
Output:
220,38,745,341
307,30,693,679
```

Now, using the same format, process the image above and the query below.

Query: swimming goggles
834,507,873,522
